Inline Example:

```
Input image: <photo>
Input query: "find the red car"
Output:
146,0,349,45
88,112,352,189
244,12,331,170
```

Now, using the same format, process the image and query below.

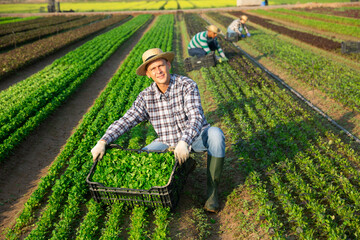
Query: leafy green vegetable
92,150,175,190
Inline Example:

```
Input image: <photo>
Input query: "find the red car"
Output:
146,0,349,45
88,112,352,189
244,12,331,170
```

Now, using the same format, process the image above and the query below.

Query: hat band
145,54,157,62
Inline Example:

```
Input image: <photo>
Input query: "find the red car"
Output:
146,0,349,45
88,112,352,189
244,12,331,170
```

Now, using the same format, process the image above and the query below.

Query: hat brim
206,26,222,34
136,52,175,76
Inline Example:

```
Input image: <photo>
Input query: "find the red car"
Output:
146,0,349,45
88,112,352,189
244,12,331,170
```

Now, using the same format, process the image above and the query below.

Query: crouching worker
188,25,228,62
91,48,226,213
226,15,251,39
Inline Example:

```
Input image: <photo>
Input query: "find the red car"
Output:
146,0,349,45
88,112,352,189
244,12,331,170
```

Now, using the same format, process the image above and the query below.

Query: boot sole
203,206,219,213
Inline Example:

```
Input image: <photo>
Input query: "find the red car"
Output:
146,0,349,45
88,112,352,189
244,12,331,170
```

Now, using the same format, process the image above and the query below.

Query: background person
226,15,251,39
91,48,226,213
188,25,228,62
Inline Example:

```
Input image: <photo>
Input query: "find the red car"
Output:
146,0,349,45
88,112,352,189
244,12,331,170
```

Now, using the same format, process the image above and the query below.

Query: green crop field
1,1,360,239
0,0,352,13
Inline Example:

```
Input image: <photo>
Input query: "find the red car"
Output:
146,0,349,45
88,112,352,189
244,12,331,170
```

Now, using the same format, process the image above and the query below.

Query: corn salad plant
185,13,360,239
6,14,174,239
0,14,151,163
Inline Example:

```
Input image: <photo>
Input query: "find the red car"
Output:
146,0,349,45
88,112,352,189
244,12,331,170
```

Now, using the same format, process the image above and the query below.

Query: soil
0,16,155,236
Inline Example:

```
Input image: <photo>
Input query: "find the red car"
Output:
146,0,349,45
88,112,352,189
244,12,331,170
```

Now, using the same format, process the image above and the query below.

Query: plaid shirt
101,74,210,147
228,19,249,34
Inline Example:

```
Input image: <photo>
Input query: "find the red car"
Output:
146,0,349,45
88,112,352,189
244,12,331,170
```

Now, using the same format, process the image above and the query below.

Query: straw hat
136,48,175,76
240,15,248,22
206,25,221,34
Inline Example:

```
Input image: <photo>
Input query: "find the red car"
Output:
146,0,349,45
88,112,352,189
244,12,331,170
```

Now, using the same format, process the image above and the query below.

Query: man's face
145,58,171,86
240,19,246,24
208,31,217,39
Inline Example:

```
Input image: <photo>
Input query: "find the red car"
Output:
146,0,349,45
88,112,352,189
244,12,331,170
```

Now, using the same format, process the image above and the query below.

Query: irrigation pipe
230,40,360,145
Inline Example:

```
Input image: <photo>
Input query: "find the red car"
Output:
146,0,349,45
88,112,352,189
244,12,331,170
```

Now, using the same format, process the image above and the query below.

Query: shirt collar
151,74,175,100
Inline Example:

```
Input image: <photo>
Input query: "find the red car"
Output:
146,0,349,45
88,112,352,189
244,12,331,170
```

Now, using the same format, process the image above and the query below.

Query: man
91,48,226,213
226,15,251,39
188,25,228,62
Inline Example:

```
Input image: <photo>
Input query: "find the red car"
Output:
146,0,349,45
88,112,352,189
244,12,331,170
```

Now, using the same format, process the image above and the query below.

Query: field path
0,16,155,235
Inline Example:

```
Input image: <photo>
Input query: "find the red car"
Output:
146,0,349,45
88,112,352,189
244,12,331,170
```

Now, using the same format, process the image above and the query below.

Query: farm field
0,0,237,13
1,2,360,239
0,0,353,13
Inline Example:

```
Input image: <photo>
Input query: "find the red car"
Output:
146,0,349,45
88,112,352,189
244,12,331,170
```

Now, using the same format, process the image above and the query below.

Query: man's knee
207,127,225,157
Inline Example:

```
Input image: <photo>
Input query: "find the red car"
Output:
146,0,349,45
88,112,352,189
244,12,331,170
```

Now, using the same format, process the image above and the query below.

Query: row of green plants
0,15,106,50
204,54,360,239
0,14,152,163
185,13,360,238
0,15,82,36
0,16,41,25
0,14,130,79
248,9,360,38
6,13,174,239
209,12,360,112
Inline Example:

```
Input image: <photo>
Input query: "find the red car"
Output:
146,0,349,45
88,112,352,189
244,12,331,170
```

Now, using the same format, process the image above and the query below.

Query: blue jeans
142,126,225,158
188,48,207,57
227,27,242,34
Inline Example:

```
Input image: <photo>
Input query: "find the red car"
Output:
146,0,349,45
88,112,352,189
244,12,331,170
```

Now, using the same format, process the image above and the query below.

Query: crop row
249,9,360,38
0,15,108,50
0,15,82,36
6,13,174,239
206,53,360,239
1,0,237,13
0,16,40,25
208,12,360,112
0,14,152,164
185,13,360,239
0,14,130,79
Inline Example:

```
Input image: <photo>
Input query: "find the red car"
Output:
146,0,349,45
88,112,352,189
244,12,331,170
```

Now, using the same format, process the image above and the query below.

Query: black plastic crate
86,146,196,210
184,52,216,72
184,57,193,72
341,41,360,54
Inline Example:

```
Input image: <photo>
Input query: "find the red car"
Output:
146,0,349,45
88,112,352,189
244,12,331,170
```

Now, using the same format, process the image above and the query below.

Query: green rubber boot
204,155,224,213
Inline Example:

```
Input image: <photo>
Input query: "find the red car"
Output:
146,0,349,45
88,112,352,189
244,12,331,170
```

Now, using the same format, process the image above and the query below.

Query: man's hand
91,140,106,161
222,57,229,62
247,33,251,37
174,140,189,165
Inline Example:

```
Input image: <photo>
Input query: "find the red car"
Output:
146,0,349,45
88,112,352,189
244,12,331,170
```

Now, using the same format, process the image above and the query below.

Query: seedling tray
86,144,195,210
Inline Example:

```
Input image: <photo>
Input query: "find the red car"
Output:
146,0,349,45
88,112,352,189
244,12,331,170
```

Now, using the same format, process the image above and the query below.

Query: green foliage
191,208,211,240
92,150,175,189
152,207,171,240
6,14,174,239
